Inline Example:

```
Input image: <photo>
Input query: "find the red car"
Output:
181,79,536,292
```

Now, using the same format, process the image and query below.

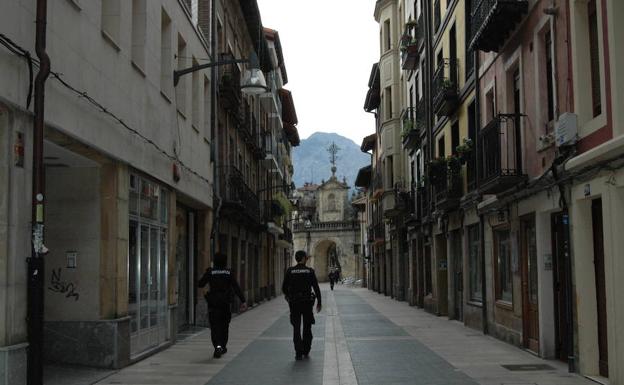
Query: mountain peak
293,133,370,190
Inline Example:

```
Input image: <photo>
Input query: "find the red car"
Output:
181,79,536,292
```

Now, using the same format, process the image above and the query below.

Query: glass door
129,175,169,356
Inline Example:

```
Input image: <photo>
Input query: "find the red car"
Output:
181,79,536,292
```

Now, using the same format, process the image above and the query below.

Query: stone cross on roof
327,142,341,178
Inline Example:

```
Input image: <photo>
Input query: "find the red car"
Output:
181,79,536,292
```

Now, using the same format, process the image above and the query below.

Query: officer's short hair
213,252,227,268
294,250,307,262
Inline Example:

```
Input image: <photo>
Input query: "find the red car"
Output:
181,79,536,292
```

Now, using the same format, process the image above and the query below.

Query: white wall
45,167,101,322
0,0,213,207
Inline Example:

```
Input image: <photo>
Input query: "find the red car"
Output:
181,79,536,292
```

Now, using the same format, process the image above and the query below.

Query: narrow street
46,284,595,385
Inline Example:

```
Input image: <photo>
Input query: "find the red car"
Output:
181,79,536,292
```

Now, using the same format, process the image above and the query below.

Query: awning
360,133,377,152
355,165,372,188
284,122,300,146
364,63,380,112
279,89,298,125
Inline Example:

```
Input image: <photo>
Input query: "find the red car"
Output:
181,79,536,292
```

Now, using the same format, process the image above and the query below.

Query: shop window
468,224,481,302
494,228,513,303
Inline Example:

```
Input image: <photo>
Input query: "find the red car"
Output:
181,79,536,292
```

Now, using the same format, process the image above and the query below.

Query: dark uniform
198,268,245,351
282,264,321,357
328,271,335,291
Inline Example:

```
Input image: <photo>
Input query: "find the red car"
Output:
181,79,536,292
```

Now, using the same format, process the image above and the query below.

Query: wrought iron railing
218,166,260,221
470,0,529,52
432,58,459,113
479,114,524,185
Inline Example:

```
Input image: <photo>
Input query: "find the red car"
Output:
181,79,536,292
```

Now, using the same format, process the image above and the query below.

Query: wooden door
521,217,539,353
551,213,569,362
592,199,609,378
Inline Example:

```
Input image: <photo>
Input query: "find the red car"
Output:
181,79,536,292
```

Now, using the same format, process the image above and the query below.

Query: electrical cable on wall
0,33,212,187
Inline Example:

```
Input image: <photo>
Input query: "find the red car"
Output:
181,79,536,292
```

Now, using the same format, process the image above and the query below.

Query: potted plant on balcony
401,119,414,138
455,138,473,165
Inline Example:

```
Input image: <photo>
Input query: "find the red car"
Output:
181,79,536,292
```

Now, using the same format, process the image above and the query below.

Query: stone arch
309,237,347,282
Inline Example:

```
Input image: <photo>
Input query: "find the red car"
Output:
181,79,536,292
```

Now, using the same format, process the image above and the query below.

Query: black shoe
303,353,309,359
214,346,224,358
222,347,227,355
295,353,303,361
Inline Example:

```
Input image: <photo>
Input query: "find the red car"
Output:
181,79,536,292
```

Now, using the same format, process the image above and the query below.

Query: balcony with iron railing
434,161,463,212
218,53,242,110
400,14,423,71
469,0,529,52
401,99,426,150
432,59,459,116
478,114,527,194
218,166,260,224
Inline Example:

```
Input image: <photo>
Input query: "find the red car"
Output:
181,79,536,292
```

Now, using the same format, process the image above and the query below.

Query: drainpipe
210,0,221,259
552,159,575,372
474,48,488,335
28,0,50,384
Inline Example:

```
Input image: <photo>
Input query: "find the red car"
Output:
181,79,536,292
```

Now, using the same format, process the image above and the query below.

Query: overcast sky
257,0,379,146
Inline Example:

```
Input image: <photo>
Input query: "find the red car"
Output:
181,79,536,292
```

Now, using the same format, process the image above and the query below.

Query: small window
588,0,602,117
131,0,147,69
385,86,393,120
384,20,391,51
544,30,555,123
438,135,445,158
176,34,188,115
354,244,360,254
191,57,200,129
160,9,173,97
451,122,459,155
486,89,495,122
101,0,121,45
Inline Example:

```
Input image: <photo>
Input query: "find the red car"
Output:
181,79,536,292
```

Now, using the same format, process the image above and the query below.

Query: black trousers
289,300,314,354
208,306,232,349
330,279,335,290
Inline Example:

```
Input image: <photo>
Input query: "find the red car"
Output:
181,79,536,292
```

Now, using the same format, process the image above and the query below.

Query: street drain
502,364,555,371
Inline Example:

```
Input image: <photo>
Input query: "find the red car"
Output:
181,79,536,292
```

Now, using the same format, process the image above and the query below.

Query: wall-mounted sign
66,251,77,269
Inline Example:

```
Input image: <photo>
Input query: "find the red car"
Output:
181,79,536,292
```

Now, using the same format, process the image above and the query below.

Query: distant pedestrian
282,250,322,360
328,270,336,291
198,252,247,359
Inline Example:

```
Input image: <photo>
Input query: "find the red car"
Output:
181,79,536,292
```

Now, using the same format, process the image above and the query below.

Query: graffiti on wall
48,268,80,301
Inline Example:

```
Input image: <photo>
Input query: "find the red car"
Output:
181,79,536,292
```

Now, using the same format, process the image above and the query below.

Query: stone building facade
292,170,363,283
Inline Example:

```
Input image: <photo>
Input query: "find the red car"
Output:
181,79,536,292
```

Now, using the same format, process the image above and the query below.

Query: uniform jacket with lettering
198,268,246,304
282,263,321,306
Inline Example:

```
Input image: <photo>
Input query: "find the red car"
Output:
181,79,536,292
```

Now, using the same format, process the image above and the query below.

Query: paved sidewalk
48,284,597,385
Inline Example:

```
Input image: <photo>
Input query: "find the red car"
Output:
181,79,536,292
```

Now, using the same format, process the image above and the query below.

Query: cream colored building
566,0,624,383
373,0,410,300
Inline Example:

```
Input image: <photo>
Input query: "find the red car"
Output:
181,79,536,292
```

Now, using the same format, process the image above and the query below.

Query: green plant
455,138,473,164
441,78,454,90
401,119,414,137
446,155,462,175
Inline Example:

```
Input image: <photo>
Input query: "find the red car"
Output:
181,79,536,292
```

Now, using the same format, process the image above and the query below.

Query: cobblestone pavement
49,284,597,385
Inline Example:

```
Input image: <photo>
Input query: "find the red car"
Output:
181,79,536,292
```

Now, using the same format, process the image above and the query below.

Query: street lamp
173,51,268,93
240,52,269,95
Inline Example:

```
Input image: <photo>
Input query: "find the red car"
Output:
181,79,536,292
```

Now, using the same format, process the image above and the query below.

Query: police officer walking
282,250,322,361
198,252,247,358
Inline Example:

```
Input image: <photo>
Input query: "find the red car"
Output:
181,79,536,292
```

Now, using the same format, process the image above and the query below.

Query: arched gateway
291,150,364,283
